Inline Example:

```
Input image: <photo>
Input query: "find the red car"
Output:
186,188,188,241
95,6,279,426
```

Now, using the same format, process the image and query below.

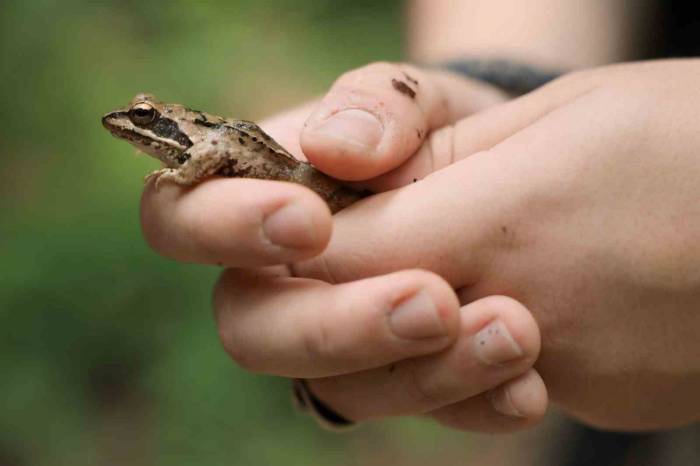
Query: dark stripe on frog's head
102,109,193,151
149,115,193,148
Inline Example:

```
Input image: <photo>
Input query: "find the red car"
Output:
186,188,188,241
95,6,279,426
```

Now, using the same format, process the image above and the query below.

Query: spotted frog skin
101,93,364,213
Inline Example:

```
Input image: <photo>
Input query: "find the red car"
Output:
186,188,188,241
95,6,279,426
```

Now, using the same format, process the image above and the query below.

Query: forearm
407,0,652,69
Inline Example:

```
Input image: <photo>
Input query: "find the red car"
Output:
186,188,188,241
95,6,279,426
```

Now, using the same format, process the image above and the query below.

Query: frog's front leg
149,137,233,189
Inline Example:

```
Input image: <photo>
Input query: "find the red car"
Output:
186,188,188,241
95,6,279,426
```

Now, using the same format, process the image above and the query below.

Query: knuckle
453,335,482,376
301,312,344,365
403,360,442,410
424,124,457,170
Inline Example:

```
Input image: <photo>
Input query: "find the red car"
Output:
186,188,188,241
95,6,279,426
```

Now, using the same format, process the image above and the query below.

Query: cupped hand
290,59,700,431
141,63,547,432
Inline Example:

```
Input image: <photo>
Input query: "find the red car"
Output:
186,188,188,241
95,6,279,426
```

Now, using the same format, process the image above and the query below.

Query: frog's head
102,93,195,166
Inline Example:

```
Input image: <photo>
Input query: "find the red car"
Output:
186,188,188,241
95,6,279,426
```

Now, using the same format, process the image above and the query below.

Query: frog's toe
145,168,171,189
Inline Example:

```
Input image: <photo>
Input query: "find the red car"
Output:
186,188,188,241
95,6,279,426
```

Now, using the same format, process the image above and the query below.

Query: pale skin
141,1,700,432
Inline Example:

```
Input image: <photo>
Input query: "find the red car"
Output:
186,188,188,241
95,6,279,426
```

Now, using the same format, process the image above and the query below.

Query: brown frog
101,93,364,213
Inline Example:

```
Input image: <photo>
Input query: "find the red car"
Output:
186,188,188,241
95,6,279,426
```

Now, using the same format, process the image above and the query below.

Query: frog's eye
129,103,156,125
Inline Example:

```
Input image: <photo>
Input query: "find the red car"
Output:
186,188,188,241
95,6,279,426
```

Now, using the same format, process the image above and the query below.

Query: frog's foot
147,168,202,190
145,168,185,190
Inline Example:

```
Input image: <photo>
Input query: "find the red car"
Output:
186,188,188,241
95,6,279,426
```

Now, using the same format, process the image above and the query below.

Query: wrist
407,0,640,69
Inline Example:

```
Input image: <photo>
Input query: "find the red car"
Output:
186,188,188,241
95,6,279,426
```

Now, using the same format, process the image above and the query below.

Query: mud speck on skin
391,78,416,99
403,72,419,86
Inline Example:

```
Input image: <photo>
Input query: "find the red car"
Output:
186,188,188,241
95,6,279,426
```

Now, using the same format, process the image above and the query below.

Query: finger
291,154,501,287
365,70,597,191
430,369,548,433
213,268,460,377
140,177,332,267
292,73,600,286
306,296,540,421
300,62,508,181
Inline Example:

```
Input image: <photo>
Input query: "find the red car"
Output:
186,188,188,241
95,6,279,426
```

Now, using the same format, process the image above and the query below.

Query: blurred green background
0,1,491,465
4,1,699,464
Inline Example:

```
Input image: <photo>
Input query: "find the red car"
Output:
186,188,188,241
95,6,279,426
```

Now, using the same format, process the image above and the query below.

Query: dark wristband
440,58,564,95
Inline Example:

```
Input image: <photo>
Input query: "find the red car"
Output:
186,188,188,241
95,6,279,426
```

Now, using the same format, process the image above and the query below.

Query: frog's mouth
102,112,187,159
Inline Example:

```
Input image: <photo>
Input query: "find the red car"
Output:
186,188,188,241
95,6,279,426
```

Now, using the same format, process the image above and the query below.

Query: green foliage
0,1,466,464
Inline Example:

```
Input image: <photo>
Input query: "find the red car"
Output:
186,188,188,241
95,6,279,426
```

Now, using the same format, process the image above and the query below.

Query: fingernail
474,320,523,365
389,291,445,340
308,109,383,152
490,386,524,418
262,203,316,249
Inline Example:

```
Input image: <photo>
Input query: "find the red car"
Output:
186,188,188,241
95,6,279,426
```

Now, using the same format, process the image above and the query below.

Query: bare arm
408,0,655,68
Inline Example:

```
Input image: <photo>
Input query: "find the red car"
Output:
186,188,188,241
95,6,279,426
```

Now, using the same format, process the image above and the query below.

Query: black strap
441,58,564,95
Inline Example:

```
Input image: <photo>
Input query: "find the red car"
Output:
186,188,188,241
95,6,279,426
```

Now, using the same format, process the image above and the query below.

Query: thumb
365,70,597,191
292,71,598,285
300,62,508,181
291,152,514,288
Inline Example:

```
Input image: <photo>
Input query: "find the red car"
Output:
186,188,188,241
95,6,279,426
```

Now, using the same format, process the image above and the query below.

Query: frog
101,93,364,213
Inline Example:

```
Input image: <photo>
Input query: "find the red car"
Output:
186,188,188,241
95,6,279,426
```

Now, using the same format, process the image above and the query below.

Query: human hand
142,63,548,432
287,59,700,431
